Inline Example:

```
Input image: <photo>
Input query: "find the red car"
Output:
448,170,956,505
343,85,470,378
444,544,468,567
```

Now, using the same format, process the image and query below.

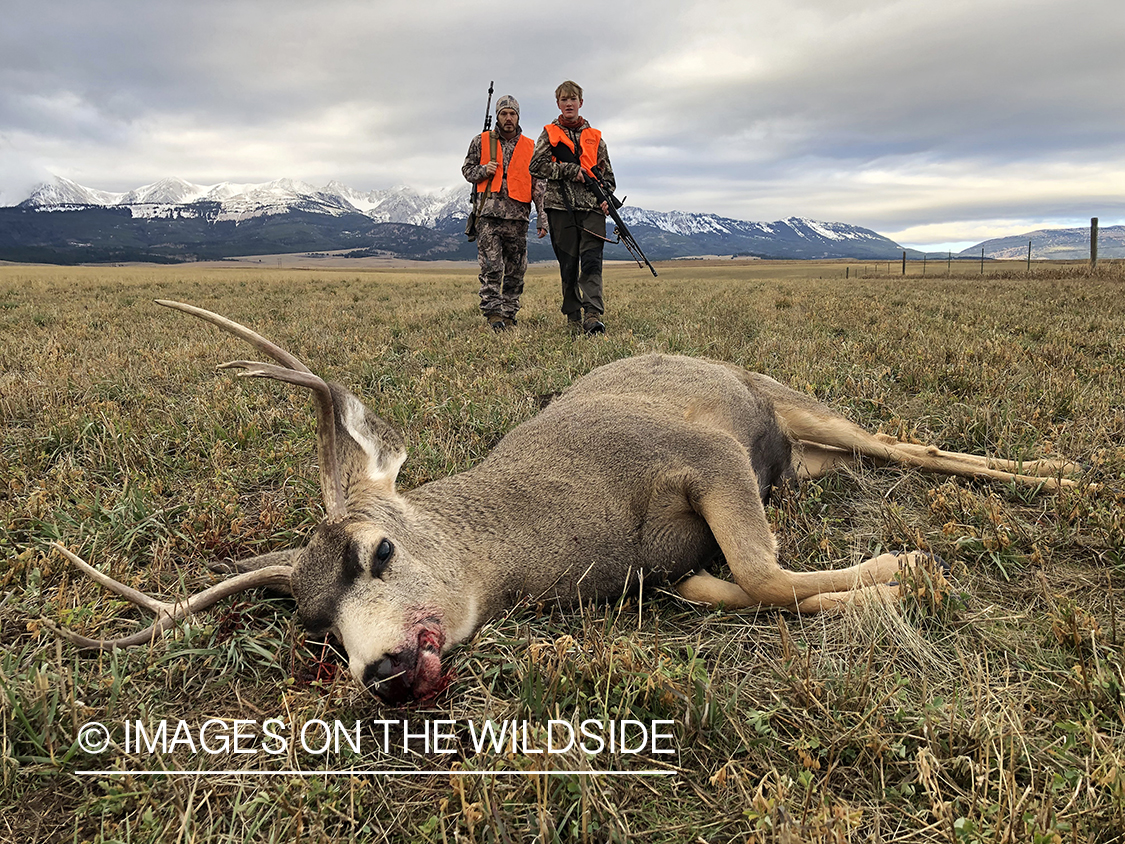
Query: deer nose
362,652,414,704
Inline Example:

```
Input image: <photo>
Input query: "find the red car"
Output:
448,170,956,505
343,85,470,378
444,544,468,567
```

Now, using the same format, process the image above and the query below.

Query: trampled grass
1,260,1123,842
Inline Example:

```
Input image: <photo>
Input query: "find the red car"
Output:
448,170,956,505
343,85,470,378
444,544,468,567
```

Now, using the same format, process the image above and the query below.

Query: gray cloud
2,0,1123,247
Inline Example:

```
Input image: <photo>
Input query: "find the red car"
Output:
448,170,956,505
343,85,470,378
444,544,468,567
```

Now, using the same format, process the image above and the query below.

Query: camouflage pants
476,217,529,319
547,208,605,319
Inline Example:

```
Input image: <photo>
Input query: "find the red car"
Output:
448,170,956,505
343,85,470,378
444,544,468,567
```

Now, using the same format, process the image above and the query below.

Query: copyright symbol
78,722,111,754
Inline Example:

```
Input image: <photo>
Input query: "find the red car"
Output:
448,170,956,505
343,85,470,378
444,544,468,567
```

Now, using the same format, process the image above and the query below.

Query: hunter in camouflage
461,94,546,331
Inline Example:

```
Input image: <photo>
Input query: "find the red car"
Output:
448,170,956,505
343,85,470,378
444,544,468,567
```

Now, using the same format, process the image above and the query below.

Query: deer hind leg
730,369,1080,489
676,466,905,614
794,434,1079,489
861,436,1081,481
778,402,1079,489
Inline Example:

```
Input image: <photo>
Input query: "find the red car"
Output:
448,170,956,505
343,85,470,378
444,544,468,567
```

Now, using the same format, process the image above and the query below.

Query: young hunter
529,80,614,335
461,95,547,332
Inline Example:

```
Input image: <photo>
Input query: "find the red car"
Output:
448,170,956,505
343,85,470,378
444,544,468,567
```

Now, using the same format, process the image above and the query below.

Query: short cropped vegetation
1,259,1123,842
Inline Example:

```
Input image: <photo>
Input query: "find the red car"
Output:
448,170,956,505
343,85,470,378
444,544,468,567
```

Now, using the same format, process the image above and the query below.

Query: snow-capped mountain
20,175,128,209
4,174,913,264
322,181,465,227
618,208,891,246
120,177,210,205
20,175,468,223
22,175,369,221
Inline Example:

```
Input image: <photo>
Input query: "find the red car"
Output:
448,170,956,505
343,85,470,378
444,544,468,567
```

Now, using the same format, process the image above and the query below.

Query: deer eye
372,538,394,575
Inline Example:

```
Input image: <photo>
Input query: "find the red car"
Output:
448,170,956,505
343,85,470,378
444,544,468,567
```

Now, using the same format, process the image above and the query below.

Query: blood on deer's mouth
365,617,450,705
411,624,450,701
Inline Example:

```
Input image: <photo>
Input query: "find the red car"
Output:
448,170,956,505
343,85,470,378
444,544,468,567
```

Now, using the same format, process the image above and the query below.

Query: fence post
1091,217,1099,270
902,251,906,276
1027,239,1032,272
980,248,984,274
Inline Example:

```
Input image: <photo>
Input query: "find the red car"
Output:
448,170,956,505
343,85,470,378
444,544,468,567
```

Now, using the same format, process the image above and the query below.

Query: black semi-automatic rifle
550,139,657,277
465,81,495,241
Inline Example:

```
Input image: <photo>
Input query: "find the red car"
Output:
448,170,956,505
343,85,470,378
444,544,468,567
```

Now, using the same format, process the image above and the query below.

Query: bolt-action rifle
549,139,657,277
465,81,495,242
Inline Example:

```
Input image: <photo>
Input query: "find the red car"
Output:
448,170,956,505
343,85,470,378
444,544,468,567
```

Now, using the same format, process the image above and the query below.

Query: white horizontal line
78,769,676,777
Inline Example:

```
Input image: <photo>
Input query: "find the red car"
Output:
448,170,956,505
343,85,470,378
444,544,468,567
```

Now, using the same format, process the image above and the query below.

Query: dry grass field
1,260,1123,842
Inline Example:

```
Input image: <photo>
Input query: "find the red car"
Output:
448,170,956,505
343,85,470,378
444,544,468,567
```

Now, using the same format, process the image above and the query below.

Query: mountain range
0,175,919,265
2,175,1115,264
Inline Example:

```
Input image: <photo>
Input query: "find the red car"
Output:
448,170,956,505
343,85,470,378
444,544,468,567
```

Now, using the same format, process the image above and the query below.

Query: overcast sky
2,0,1123,250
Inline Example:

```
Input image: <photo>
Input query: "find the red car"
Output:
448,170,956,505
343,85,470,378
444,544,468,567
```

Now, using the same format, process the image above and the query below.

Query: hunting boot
485,313,507,332
582,312,606,335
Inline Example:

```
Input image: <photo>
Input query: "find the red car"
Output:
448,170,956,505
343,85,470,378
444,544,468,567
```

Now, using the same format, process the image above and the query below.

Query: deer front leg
676,570,756,607
681,462,904,613
676,569,904,613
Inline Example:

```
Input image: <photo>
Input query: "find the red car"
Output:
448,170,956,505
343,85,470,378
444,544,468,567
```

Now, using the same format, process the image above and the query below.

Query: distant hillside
960,224,1124,260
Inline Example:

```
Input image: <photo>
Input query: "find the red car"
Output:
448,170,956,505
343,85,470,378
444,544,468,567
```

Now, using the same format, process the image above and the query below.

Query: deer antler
44,543,293,650
155,299,347,522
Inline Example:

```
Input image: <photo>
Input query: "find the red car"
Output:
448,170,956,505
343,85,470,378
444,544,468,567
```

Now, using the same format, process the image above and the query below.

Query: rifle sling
483,130,501,197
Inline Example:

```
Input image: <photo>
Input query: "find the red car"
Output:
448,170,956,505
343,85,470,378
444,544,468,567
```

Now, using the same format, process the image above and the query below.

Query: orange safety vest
544,124,601,177
478,132,534,203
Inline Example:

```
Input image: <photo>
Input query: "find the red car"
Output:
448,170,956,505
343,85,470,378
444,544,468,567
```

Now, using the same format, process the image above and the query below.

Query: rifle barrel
483,81,494,131
588,178,657,276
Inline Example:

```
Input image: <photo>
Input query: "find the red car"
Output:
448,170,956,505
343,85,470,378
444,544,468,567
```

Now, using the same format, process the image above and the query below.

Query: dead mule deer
49,301,1080,704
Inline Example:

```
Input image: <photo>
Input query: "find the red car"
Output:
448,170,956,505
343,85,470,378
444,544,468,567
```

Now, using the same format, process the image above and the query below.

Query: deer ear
329,384,407,501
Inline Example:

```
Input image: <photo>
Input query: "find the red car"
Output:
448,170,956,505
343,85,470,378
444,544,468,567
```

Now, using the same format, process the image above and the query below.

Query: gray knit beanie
495,95,520,117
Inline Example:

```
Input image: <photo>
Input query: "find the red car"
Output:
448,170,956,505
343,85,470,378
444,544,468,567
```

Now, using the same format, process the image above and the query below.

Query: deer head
49,300,467,705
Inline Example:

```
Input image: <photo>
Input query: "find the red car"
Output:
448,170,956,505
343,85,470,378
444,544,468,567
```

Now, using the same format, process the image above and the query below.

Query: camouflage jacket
461,129,546,224
529,117,615,213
